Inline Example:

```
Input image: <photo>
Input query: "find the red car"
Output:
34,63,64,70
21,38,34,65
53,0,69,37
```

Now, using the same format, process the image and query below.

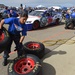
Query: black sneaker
2,58,8,66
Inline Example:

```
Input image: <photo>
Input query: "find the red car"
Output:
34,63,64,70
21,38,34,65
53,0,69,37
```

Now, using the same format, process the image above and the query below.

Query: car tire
55,18,60,25
23,41,45,59
0,27,10,53
33,20,40,30
8,54,41,75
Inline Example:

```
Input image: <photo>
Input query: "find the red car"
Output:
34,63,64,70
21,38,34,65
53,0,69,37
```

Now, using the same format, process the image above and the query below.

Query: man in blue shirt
2,6,10,19
3,6,9,14
70,9,75,29
0,11,28,66
8,9,18,17
71,9,75,18
65,10,71,29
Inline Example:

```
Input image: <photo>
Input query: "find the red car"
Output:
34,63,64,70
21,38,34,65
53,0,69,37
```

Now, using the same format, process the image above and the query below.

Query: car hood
26,15,41,24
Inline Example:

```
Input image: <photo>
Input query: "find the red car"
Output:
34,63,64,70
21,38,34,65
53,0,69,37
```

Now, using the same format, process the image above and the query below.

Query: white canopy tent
48,6,62,9
36,5,45,8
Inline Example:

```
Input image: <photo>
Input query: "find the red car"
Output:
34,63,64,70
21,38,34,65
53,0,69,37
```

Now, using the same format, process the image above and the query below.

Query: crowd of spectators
0,4,75,21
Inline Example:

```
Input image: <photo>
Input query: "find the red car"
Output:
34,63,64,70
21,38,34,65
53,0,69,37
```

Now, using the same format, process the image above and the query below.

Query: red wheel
33,20,40,30
8,54,41,75
26,42,40,50
24,41,45,59
0,33,4,42
14,58,35,74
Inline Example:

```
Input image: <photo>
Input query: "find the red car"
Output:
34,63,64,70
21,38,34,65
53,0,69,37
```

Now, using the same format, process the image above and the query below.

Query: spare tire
23,41,45,59
8,54,42,75
0,27,10,53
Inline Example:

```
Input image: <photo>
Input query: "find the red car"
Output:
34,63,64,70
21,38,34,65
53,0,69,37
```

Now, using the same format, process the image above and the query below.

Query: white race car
26,9,62,30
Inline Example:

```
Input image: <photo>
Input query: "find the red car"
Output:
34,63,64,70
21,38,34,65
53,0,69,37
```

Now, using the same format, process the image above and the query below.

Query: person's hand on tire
15,43,24,51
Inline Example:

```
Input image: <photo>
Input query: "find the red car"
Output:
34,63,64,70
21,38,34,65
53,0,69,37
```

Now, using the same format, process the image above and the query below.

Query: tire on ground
23,41,45,59
8,54,41,75
0,27,10,53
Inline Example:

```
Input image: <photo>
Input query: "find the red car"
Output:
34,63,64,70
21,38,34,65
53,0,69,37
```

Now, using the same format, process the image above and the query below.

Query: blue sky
0,0,75,7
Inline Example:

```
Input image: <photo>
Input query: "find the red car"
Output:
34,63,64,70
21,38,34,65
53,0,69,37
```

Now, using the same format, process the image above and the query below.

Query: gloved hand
16,43,23,51
15,43,24,57
14,43,24,51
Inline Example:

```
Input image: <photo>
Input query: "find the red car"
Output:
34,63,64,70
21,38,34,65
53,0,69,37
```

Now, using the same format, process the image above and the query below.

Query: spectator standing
2,6,10,19
8,9,18,17
65,10,71,29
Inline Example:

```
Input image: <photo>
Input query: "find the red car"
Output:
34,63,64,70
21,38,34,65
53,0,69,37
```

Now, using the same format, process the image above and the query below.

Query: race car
26,9,62,30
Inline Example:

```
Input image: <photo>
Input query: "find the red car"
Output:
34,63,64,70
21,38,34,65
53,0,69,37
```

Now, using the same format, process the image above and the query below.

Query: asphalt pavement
0,20,75,75
42,36,75,75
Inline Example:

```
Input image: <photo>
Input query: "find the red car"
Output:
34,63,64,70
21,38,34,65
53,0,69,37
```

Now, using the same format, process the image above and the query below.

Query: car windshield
29,10,44,16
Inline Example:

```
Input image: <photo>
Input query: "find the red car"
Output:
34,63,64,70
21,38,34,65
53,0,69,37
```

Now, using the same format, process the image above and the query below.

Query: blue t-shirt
65,14,70,19
4,9,10,14
71,12,75,18
4,17,27,36
8,11,18,17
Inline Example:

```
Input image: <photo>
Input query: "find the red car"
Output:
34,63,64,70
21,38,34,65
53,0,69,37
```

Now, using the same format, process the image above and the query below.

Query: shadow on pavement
39,48,67,75
41,62,56,75
42,48,67,60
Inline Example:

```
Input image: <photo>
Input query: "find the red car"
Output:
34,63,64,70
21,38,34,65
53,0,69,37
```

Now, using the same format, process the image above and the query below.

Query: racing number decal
33,62,41,73
40,17,47,26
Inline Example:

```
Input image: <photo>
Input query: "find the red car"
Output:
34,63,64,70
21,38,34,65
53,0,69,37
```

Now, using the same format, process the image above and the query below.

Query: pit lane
0,20,75,75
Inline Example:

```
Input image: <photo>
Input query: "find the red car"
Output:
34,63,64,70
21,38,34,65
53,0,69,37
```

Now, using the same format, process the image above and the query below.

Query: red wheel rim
0,33,4,42
27,43,40,50
33,21,39,29
14,58,35,74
